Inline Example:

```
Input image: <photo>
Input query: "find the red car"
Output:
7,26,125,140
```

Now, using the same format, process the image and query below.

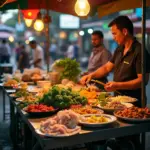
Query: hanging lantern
75,0,90,16
34,20,44,32
24,18,33,27
21,9,39,19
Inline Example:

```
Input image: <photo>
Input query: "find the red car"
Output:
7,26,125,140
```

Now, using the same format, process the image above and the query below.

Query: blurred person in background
73,41,79,61
66,41,74,59
0,39,11,63
29,40,44,69
49,41,58,61
66,41,79,61
18,44,30,72
14,41,22,63
82,30,112,83
60,42,68,57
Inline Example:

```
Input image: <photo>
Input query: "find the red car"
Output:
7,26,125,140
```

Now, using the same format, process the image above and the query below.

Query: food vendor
80,15,150,108
81,15,150,150
82,30,112,83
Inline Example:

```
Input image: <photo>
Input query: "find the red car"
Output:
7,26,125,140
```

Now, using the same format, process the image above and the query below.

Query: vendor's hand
80,74,92,85
80,72,89,77
104,81,119,92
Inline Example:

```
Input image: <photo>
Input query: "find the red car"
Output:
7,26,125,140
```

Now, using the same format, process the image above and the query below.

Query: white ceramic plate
27,87,42,93
16,97,24,102
97,103,133,112
79,114,117,127
36,126,81,137
108,96,138,103
9,93,17,98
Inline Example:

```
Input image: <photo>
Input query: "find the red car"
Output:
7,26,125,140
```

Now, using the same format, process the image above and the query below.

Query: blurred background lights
24,18,33,27
88,28,93,34
59,31,67,39
79,30,84,36
8,36,14,42
25,40,29,44
33,20,44,32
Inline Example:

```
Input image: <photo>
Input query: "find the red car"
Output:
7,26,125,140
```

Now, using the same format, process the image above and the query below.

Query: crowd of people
0,38,80,72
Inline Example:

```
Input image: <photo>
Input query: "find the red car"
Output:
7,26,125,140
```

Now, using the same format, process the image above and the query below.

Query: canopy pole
141,0,146,150
141,0,146,108
45,10,50,72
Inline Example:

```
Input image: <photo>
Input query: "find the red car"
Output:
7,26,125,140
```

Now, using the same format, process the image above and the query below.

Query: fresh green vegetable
55,58,81,82
13,77,20,82
15,89,31,97
18,101,38,109
39,86,87,109
98,92,111,106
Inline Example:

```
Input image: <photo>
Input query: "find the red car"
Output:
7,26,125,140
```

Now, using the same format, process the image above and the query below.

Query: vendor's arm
105,74,149,91
105,48,150,91
80,61,114,84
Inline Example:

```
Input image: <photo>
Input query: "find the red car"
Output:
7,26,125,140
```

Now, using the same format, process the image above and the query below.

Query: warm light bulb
75,0,90,16
8,36,14,42
24,18,33,27
33,20,44,32
28,12,32,17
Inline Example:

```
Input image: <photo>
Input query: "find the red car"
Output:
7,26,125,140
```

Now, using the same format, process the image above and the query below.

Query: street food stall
1,0,150,150
0,58,150,150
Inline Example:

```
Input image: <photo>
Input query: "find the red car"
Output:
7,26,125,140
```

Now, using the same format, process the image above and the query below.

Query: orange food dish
80,90,97,99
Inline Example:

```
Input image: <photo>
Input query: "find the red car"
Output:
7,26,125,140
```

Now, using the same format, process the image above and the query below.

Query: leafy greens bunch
55,58,81,82
39,86,87,109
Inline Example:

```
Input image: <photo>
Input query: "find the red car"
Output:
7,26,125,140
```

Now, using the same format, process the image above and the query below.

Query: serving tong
90,79,121,95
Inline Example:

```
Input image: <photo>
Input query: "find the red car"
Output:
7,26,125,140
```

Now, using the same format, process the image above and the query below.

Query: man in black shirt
80,15,150,150
80,16,150,107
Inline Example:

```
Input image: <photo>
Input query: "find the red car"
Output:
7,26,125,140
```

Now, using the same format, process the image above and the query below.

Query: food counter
1,85,150,150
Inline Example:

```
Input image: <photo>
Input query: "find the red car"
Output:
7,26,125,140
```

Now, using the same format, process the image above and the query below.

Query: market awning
0,31,14,38
97,0,150,18
0,24,15,33
0,0,115,16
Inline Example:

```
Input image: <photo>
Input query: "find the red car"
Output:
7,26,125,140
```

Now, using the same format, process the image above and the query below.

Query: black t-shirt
110,39,150,107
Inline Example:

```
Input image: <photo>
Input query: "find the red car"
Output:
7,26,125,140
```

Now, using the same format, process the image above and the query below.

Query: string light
75,0,90,16
24,18,33,27
34,20,44,32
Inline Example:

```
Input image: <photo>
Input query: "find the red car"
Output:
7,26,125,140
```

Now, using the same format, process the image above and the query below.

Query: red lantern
21,9,39,20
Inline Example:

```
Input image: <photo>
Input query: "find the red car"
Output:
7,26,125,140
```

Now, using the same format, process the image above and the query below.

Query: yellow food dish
80,90,97,99
85,115,108,123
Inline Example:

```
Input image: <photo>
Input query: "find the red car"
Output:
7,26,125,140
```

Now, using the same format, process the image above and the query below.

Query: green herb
98,92,110,106
39,86,88,109
55,58,81,82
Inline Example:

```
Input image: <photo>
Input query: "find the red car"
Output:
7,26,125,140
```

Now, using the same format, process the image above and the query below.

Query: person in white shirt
29,40,44,69
66,42,74,59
